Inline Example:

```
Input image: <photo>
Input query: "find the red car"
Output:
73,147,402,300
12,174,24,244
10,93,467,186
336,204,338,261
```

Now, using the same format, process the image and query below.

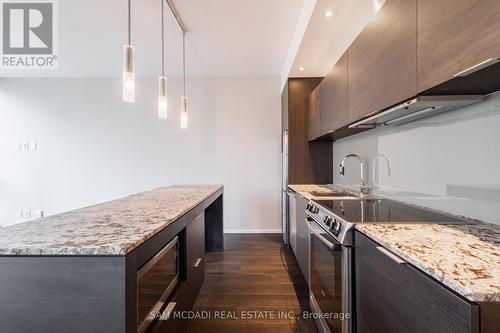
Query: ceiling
0,0,384,80
287,0,384,79
0,0,303,78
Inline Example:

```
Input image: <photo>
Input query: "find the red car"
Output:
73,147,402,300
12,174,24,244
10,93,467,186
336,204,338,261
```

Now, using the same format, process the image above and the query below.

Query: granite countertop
288,184,365,200
288,184,333,199
290,184,500,302
356,223,500,303
0,185,222,256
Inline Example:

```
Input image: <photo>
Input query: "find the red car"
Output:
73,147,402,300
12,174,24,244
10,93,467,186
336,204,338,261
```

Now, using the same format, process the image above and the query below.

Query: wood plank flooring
178,234,317,333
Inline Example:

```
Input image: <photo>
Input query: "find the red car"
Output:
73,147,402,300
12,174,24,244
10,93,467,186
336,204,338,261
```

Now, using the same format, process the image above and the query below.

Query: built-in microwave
137,236,179,333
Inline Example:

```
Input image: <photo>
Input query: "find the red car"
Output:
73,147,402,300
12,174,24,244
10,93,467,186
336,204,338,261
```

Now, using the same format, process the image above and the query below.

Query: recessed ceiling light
373,0,384,12
323,9,336,18
299,67,305,71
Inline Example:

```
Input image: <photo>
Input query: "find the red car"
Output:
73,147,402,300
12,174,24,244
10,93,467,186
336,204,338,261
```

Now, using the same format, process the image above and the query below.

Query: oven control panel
306,201,353,246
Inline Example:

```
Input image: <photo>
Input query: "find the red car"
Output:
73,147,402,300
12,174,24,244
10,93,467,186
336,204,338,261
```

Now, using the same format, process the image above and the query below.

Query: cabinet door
307,86,320,140
295,195,309,284
417,0,500,93
288,191,297,255
355,231,479,333
319,51,348,134
186,214,205,294
348,0,417,123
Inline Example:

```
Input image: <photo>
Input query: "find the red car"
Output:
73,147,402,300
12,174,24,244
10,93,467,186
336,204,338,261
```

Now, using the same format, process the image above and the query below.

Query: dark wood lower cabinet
355,231,479,333
186,213,206,295
294,194,309,284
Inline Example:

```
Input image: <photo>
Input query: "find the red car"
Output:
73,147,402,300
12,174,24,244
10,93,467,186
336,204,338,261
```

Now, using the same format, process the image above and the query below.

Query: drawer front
186,213,205,293
355,231,479,333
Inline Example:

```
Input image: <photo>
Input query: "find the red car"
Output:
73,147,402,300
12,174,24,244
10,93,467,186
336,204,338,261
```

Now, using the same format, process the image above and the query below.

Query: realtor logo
1,0,58,69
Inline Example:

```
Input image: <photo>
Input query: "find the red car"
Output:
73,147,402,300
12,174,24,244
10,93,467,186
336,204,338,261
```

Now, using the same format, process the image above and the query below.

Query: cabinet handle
453,58,499,77
376,246,406,264
159,302,177,321
193,258,202,267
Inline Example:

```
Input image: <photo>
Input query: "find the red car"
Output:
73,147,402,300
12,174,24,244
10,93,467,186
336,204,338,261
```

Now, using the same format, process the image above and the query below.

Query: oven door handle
306,217,338,250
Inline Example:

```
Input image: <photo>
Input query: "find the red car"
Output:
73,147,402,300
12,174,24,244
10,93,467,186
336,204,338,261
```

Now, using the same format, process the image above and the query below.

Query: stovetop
307,198,471,246
313,199,468,224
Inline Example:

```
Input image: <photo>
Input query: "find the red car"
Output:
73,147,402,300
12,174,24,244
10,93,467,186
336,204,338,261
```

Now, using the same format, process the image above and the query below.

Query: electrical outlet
34,210,44,219
16,141,38,151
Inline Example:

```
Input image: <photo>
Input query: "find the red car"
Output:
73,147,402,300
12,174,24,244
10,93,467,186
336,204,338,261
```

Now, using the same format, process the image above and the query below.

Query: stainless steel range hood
349,95,484,128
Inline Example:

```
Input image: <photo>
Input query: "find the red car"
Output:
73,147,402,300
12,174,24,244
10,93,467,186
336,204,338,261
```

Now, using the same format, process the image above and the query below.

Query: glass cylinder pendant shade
180,96,188,129
158,76,168,118
122,44,135,102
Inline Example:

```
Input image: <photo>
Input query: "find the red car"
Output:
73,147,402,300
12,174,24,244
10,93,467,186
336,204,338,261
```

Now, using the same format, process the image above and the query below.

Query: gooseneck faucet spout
372,154,392,188
340,154,368,193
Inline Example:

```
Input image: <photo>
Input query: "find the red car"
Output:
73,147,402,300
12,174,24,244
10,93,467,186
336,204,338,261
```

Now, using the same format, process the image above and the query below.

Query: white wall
333,92,500,225
0,77,282,232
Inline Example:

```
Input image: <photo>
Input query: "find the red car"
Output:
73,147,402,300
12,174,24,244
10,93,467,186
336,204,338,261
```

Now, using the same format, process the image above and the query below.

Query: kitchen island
0,185,224,333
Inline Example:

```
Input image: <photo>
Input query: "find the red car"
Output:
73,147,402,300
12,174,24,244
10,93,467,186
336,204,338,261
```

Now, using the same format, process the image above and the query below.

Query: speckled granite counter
0,185,223,256
288,184,333,199
288,184,365,200
356,223,500,303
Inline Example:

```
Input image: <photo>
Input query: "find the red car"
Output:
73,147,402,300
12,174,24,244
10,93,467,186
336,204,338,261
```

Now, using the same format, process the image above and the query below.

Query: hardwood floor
177,234,317,333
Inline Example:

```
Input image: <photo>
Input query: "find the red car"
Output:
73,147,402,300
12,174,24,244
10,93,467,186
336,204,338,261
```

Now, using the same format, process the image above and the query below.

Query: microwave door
137,236,179,333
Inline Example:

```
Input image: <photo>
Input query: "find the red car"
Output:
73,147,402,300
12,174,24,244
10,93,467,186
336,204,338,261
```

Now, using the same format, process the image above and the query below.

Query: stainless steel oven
137,236,179,333
307,215,352,333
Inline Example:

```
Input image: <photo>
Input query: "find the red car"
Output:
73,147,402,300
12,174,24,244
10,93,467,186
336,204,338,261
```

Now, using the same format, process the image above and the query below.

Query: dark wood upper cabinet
348,0,417,123
417,0,500,93
305,0,500,141
307,86,321,140
319,51,349,135
285,78,332,184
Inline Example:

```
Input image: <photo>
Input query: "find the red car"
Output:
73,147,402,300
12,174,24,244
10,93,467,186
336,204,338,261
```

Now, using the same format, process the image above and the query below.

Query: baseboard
224,229,282,234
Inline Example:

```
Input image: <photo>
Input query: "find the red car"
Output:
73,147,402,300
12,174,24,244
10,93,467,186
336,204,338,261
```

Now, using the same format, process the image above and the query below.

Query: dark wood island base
0,186,224,333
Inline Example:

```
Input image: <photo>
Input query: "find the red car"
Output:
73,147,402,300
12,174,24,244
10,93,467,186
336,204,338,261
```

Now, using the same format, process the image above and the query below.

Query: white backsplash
333,92,500,225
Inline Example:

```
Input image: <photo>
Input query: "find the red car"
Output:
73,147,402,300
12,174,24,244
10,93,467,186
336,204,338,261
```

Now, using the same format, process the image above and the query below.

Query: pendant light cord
128,0,131,45
182,31,186,96
161,0,165,76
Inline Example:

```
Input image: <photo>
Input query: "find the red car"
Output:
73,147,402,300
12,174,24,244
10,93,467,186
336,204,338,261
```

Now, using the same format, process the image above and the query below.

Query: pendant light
158,0,168,118
123,0,135,102
180,31,188,129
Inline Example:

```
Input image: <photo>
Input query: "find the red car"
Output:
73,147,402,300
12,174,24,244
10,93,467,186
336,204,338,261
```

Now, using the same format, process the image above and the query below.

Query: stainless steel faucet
372,154,392,188
340,154,369,194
